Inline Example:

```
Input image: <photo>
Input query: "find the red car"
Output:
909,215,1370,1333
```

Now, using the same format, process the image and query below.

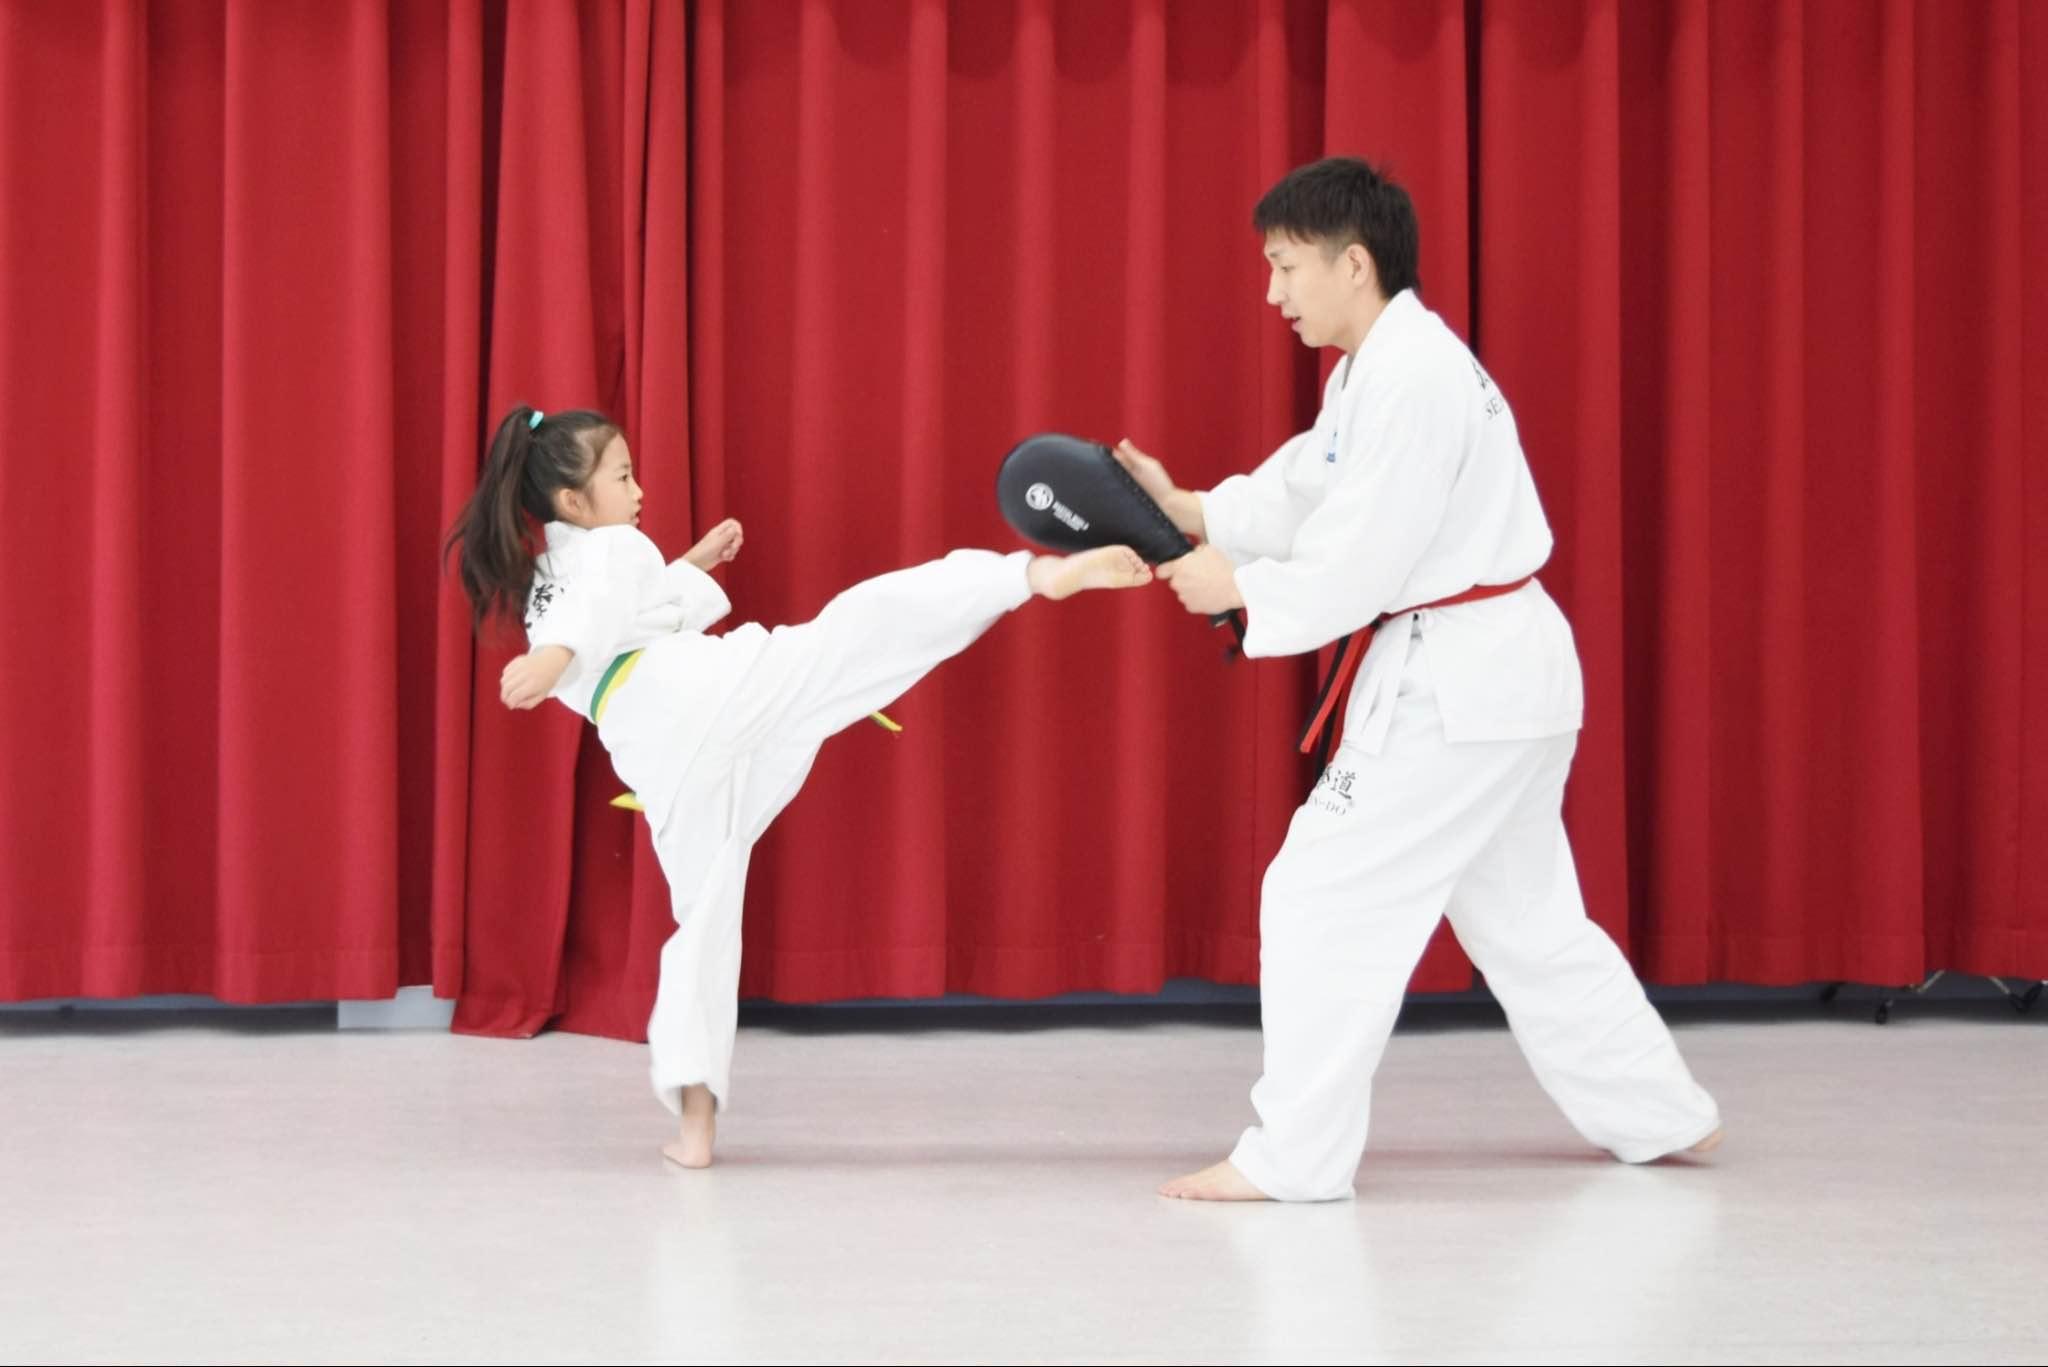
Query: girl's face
557,434,643,529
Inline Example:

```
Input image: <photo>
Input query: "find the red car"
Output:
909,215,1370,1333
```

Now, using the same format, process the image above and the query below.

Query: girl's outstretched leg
719,546,1150,754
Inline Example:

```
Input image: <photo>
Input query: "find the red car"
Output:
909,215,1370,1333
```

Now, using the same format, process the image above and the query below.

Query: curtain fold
2,0,2041,1033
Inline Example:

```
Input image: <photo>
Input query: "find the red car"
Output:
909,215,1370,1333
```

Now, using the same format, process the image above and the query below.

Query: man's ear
1347,242,1377,292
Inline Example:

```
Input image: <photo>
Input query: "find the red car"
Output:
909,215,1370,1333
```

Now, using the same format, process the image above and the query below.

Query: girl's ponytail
444,406,620,631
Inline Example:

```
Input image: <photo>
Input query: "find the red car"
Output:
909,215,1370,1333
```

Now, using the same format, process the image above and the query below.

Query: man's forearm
1164,489,1206,540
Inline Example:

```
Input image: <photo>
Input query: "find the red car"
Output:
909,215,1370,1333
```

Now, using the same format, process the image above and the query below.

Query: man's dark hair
1253,156,1419,299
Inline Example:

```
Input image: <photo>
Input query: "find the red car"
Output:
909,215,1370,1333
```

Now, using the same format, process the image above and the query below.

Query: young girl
446,405,1151,1168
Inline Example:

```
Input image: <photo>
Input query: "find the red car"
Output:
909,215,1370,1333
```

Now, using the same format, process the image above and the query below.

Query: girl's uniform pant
644,550,1034,1114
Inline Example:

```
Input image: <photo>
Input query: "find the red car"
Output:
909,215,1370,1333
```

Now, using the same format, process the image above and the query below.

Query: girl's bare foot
660,1083,717,1169
1027,545,1152,600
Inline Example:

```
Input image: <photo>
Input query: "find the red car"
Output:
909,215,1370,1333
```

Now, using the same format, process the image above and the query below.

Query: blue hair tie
528,410,545,430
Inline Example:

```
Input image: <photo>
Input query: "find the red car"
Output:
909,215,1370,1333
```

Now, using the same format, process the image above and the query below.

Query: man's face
1263,231,1372,351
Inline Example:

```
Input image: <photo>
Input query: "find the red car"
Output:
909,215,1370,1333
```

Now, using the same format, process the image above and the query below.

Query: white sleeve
1231,374,1462,658
661,558,733,632
524,532,642,693
1196,430,1316,565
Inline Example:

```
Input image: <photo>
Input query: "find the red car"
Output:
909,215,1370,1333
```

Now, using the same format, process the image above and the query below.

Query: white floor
1,999,2043,1365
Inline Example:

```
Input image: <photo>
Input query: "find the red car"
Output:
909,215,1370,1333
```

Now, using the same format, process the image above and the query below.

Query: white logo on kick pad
1027,481,1090,533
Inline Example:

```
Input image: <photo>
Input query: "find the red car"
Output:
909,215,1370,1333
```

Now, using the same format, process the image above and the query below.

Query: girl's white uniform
527,523,1034,1113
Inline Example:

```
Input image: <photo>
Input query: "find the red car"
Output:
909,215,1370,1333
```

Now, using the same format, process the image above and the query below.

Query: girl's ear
551,485,583,523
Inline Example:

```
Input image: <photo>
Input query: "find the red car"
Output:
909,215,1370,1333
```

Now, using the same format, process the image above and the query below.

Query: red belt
1298,575,1536,770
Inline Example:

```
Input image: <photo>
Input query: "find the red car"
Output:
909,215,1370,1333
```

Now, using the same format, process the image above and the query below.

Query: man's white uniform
1199,289,1719,1201
525,523,1036,1114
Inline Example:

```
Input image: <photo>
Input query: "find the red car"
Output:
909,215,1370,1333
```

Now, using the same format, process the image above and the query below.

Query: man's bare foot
660,1083,717,1169
1158,1159,1270,1202
1027,545,1153,600
1638,1124,1725,1164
